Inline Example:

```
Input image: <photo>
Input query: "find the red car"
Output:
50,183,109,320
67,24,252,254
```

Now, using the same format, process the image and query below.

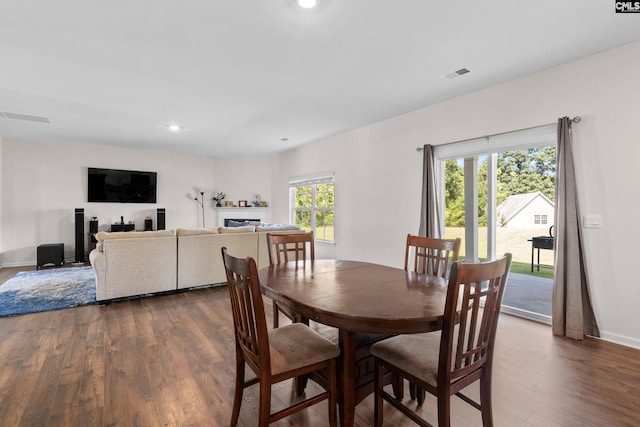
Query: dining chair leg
416,385,425,406
294,375,308,396
231,354,245,426
258,380,272,427
409,381,425,405
480,374,494,427
374,359,384,427
437,394,451,427
328,359,338,427
391,374,404,400
273,304,280,328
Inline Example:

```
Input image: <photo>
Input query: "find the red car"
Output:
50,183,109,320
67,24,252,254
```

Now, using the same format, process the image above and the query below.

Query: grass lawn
445,227,555,279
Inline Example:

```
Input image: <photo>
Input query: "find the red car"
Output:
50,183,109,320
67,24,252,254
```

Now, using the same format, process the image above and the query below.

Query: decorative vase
216,202,222,207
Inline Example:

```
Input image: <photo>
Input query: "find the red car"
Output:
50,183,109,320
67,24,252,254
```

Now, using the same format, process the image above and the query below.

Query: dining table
258,259,449,427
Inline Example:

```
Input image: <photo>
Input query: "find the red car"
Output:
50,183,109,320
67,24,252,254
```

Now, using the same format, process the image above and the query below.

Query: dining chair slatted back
405,234,461,278
224,248,266,373
372,254,512,427
443,255,511,384
267,231,315,265
402,234,463,403
267,232,315,328
222,247,339,426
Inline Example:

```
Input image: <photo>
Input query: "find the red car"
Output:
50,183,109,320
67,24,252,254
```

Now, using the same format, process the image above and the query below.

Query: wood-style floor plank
1,266,639,426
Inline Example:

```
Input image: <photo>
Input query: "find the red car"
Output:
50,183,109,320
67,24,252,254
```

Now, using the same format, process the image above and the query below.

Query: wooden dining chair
221,247,340,427
267,232,397,402
372,254,512,427
266,231,314,328
405,234,461,278
404,234,461,402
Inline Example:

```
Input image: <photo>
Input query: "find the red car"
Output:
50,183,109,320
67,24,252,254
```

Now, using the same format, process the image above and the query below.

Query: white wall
272,41,640,349
211,155,274,222
0,139,220,265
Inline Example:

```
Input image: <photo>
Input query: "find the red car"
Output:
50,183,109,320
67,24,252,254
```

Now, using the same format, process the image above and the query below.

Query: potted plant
252,194,262,207
212,192,226,207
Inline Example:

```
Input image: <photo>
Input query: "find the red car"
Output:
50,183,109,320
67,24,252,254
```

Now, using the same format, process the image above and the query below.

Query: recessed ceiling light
298,0,317,8
168,124,181,132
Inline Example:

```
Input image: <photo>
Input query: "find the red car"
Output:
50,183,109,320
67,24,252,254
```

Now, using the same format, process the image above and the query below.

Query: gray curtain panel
552,117,599,339
419,144,442,238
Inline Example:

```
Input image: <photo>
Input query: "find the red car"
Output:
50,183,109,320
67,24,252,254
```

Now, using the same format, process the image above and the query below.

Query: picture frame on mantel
224,201,234,207
238,200,248,207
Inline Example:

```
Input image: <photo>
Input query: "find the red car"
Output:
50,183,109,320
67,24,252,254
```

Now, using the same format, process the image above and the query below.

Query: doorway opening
438,134,556,324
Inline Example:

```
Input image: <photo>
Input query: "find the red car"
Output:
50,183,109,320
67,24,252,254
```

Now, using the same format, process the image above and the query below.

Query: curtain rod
416,116,581,151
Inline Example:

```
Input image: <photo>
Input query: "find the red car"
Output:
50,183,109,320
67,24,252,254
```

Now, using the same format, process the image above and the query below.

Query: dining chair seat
370,332,441,386
269,323,340,376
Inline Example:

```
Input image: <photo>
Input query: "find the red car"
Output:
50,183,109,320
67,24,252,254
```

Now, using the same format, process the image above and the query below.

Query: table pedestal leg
338,329,356,427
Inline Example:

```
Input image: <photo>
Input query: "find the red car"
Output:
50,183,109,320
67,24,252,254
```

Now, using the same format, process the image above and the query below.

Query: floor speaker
157,208,166,230
89,218,98,233
75,208,84,262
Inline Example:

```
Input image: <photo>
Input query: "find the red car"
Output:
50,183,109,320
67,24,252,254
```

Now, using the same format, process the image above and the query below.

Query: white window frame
289,173,335,243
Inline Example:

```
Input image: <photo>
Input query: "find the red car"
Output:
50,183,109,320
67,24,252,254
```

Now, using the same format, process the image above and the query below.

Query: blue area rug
0,266,96,317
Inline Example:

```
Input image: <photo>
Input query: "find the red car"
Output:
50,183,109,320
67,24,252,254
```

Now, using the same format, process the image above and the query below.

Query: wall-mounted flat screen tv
88,167,157,203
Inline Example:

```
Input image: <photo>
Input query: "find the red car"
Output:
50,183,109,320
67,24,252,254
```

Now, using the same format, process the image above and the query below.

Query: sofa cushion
255,223,302,232
95,229,175,242
218,225,255,233
175,227,218,236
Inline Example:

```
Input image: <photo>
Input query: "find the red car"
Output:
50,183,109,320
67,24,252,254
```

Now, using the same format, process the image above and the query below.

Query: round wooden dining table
258,259,448,427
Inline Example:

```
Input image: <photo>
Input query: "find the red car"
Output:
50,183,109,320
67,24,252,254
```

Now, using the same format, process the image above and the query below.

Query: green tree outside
445,146,556,227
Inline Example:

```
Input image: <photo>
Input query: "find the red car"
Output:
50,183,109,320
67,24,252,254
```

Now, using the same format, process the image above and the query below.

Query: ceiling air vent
0,111,51,123
444,68,471,80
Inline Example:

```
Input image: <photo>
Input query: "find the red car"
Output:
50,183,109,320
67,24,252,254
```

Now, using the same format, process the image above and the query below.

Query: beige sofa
89,224,301,301
89,230,177,301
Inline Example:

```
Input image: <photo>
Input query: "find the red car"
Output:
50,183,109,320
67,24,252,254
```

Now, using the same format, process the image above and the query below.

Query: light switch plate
583,214,602,228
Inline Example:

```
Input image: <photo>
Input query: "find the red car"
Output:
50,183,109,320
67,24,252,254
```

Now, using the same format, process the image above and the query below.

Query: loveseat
89,223,302,301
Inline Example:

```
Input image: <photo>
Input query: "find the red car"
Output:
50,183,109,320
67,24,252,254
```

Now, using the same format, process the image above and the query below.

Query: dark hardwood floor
1,265,639,426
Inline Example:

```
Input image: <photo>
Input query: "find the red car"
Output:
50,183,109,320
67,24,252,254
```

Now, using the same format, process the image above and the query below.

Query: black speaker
157,208,165,230
89,217,98,233
75,208,84,262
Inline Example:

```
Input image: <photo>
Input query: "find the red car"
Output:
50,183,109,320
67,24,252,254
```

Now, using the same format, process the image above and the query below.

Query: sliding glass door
436,126,556,322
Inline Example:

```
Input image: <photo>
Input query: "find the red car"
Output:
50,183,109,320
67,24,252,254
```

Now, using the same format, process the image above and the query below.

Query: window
290,174,335,242
534,214,548,225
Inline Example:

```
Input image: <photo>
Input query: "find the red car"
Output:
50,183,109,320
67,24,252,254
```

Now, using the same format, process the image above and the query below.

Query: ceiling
1,1,640,157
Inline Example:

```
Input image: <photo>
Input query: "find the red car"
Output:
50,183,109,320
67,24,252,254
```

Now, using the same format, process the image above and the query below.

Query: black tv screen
88,167,157,203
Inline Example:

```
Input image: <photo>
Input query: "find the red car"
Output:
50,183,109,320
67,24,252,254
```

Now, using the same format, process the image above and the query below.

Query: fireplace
216,207,268,227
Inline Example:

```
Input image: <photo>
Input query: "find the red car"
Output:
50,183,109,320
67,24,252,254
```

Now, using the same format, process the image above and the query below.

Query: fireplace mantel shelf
214,207,267,210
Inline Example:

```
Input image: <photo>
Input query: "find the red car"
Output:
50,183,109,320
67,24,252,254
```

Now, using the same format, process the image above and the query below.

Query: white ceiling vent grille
0,111,51,123
444,68,471,80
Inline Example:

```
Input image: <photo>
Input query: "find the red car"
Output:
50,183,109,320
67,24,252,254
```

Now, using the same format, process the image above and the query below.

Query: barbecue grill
529,226,554,272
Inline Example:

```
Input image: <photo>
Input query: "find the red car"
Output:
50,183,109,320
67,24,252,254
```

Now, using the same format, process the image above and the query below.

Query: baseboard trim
598,331,640,350
501,305,552,325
